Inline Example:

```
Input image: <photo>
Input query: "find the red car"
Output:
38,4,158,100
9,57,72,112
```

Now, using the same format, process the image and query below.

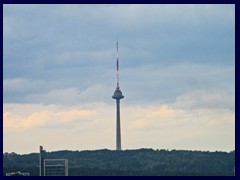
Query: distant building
39,146,68,176
6,171,30,176
39,146,45,176
44,159,68,176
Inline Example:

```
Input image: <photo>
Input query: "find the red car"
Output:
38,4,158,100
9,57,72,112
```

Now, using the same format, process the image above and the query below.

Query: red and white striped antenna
116,40,120,89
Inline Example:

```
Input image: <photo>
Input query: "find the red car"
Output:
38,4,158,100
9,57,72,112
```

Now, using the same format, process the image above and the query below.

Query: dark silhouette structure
112,41,124,150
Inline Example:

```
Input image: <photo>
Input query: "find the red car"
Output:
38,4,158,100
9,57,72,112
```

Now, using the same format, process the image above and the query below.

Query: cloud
3,104,96,132
3,4,235,153
3,93,235,153
23,85,110,105
173,89,235,110
56,109,96,121
3,63,234,109
3,78,48,94
122,101,234,151
3,78,30,92
3,5,234,105
122,64,234,104
148,105,177,118
4,111,50,131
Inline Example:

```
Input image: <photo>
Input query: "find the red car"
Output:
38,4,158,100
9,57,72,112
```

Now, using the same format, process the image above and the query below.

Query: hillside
3,149,235,176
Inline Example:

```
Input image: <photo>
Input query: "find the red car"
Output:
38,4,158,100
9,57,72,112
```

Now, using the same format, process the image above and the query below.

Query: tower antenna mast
116,40,119,89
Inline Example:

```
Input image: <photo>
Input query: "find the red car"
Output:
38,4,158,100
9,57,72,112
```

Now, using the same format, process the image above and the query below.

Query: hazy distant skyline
3,4,235,154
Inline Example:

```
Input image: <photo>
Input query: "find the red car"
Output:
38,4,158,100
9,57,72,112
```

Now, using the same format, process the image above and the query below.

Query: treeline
3,149,235,176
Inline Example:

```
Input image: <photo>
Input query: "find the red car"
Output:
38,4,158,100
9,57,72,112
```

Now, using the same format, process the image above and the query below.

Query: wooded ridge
3,149,235,176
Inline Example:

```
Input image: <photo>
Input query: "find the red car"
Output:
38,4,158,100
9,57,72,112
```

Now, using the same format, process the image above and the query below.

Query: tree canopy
3,149,235,176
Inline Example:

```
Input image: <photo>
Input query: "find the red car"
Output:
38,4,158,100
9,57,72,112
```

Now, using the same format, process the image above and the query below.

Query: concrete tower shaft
116,99,121,150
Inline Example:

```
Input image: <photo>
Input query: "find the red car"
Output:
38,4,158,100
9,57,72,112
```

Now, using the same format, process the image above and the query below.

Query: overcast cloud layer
3,4,235,154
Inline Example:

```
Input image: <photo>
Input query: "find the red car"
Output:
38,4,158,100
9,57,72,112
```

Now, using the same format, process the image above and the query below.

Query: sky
3,4,235,154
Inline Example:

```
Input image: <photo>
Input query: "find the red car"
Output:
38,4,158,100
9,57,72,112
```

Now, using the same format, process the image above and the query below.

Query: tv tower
112,40,124,151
